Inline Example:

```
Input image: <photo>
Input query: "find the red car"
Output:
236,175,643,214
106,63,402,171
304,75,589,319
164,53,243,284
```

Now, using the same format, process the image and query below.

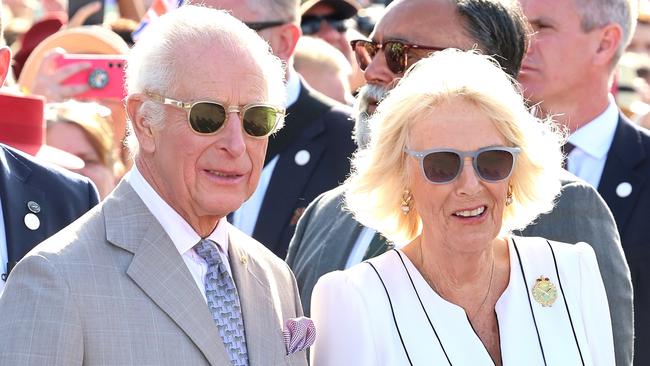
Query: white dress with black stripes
310,236,614,366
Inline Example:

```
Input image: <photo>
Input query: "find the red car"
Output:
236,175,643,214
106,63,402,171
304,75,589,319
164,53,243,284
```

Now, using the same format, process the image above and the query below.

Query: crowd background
0,0,649,364
3,0,650,189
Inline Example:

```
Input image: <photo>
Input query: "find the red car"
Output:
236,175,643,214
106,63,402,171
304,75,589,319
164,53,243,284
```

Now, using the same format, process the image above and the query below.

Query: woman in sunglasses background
310,49,614,365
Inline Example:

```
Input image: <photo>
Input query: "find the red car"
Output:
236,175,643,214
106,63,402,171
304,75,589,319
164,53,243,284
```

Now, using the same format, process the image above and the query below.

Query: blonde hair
45,100,124,177
345,49,564,245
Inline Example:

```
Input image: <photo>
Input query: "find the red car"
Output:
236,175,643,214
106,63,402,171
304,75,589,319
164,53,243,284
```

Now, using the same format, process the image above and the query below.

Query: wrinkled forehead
171,40,269,102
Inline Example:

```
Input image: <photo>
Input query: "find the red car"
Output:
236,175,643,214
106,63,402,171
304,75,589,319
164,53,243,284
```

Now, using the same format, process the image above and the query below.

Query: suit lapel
105,181,230,366
228,227,282,365
598,115,648,233
253,84,329,254
0,146,47,265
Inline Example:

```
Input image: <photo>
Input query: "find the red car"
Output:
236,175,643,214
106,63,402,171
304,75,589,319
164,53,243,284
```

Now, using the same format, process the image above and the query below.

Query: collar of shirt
286,67,301,108
569,94,619,160
124,166,229,257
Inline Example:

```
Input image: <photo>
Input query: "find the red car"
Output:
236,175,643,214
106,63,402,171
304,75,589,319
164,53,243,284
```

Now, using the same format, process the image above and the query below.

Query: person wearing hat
300,0,366,93
0,1,99,295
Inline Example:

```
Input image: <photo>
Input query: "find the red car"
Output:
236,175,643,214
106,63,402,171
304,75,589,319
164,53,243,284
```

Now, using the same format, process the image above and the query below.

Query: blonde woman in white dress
310,50,614,366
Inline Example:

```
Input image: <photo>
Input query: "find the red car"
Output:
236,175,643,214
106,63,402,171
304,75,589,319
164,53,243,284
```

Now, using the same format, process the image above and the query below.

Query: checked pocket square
283,317,316,355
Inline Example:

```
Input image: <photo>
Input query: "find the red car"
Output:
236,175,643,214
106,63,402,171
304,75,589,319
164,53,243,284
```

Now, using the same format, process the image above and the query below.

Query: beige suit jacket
0,181,308,365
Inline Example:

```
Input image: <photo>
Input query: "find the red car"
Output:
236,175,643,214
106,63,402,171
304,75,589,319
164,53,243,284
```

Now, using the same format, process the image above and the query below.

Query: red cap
12,14,66,78
0,92,84,170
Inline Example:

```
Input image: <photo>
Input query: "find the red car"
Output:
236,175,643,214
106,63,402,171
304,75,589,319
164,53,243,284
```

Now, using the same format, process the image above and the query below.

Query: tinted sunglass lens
300,19,320,34
330,19,347,33
353,41,374,71
243,106,278,137
423,151,461,183
476,150,514,181
189,102,226,134
384,42,406,74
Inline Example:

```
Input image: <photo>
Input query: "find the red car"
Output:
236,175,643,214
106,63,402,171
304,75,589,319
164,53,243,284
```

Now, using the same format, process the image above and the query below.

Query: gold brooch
532,275,557,307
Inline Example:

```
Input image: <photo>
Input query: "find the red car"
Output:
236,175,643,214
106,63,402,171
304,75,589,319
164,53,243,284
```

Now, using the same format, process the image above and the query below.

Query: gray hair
124,5,286,155
246,0,300,24
574,0,637,63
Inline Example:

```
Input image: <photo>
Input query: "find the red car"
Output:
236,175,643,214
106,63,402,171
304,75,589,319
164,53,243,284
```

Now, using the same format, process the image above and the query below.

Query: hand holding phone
56,54,127,101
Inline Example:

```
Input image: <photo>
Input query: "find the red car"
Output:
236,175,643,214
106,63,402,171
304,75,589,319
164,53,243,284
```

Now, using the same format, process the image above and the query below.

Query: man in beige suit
0,6,308,366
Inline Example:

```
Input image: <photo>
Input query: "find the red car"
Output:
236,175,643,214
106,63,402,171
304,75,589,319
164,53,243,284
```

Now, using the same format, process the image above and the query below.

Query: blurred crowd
0,0,649,365
0,0,389,197
4,0,649,195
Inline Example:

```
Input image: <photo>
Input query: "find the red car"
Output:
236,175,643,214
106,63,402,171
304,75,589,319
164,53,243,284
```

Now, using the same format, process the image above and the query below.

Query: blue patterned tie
194,239,249,366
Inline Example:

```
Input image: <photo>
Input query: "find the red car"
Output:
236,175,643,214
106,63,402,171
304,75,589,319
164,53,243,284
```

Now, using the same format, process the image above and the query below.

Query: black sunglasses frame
245,20,286,31
301,16,348,34
145,91,285,138
350,39,447,74
404,146,521,184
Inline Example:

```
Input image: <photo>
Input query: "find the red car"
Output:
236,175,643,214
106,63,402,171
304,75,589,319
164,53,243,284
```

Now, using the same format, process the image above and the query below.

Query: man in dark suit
286,0,633,364
202,0,356,259
519,0,649,363
0,10,99,293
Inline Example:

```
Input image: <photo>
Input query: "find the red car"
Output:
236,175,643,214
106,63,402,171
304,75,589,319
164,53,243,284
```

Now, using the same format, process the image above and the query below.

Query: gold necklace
418,241,496,320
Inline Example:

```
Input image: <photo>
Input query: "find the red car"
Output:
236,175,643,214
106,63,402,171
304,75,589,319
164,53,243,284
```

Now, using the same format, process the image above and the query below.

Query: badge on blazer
532,275,557,307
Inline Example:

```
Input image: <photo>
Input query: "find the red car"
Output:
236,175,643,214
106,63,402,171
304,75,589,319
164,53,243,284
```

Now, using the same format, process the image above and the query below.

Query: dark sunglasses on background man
350,39,447,74
145,92,285,138
301,15,349,35
245,21,286,32
404,146,521,184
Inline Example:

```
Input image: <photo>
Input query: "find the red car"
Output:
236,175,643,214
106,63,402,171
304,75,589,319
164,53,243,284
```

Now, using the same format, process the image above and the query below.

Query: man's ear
267,23,301,62
593,23,622,66
126,94,156,154
0,47,12,86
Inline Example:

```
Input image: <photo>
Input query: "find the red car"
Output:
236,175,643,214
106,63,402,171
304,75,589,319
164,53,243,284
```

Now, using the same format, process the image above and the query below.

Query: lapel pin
532,275,557,307
294,150,310,166
27,201,41,213
24,213,40,231
616,182,632,198
240,255,248,265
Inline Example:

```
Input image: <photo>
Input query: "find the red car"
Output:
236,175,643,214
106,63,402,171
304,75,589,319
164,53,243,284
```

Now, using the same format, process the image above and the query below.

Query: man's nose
363,48,396,86
218,112,247,156
316,21,341,43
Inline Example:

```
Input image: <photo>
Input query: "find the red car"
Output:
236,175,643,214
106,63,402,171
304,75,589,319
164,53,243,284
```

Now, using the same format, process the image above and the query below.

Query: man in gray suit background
0,6,308,366
286,0,633,364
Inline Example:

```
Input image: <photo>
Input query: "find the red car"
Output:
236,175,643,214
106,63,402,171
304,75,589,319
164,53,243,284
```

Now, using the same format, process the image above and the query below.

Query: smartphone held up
56,54,127,101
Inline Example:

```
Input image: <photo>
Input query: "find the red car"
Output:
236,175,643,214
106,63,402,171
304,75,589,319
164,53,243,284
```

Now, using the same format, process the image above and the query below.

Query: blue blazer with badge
597,115,650,365
0,144,99,278
252,81,356,259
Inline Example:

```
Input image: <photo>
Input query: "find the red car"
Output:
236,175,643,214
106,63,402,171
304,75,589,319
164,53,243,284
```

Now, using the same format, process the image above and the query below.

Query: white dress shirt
0,196,7,295
345,227,377,269
567,95,619,188
125,167,230,303
231,68,301,235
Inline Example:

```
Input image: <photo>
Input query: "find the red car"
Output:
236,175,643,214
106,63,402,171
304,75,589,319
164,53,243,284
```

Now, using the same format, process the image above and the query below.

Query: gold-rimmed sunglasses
145,91,285,138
